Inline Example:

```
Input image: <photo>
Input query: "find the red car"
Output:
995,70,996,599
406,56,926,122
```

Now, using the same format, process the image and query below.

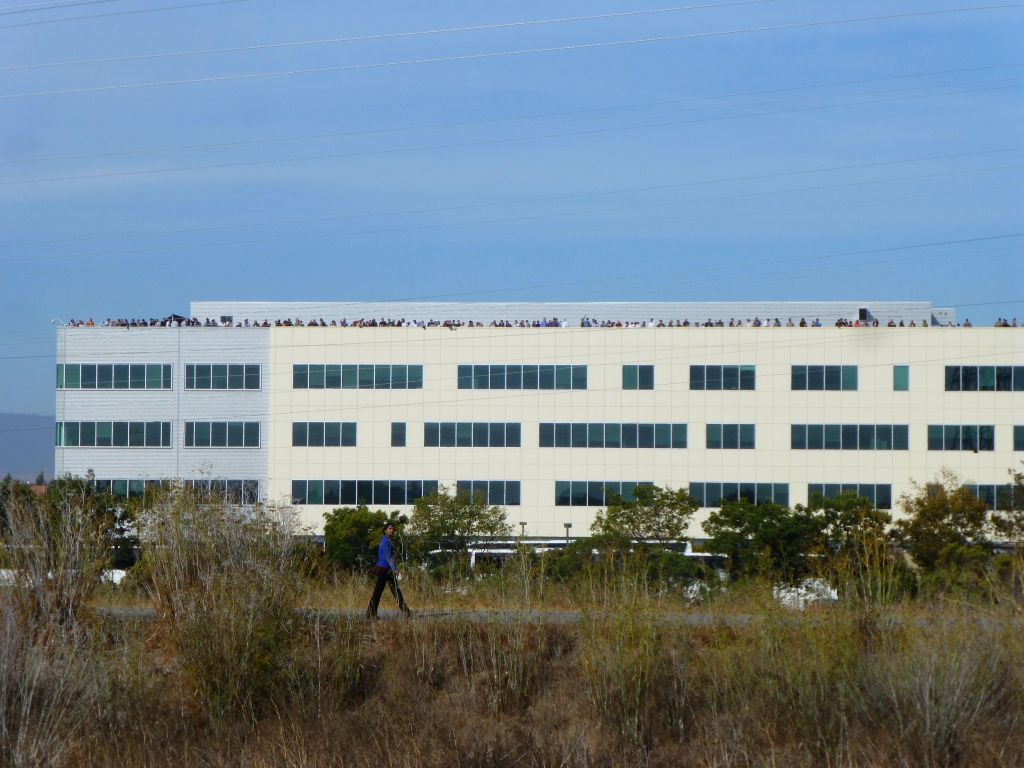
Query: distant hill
0,413,53,482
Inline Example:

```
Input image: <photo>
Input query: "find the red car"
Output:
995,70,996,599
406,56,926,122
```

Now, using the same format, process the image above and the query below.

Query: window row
555,481,654,507
291,479,439,506
185,421,260,448
791,365,858,391
689,482,790,508
926,425,995,452
945,366,1024,392
92,478,260,503
455,480,521,506
964,484,1019,511
807,483,893,510
186,364,261,390
622,365,655,390
292,422,357,447
706,424,755,449
690,365,756,391
425,422,521,448
540,423,686,449
457,364,586,390
57,363,171,390
293,364,423,390
791,424,909,451
56,421,171,447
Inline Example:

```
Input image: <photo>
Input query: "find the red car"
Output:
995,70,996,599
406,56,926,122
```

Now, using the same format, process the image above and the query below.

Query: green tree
591,485,696,546
991,466,1024,547
703,500,827,582
808,491,914,602
322,506,407,571
407,486,512,555
893,472,990,572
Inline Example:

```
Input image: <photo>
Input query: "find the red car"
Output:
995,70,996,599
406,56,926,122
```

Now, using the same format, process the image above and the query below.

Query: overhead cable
2,4,1022,98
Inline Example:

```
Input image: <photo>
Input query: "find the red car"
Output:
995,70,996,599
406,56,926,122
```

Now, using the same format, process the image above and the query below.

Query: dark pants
366,566,410,619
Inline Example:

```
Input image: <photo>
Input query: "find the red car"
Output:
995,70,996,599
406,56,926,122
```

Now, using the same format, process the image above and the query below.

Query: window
424,422,522,448
455,480,521,506
791,365,857,391
706,424,755,449
791,424,909,450
893,365,909,392
538,423,685,448
622,365,654,390
291,422,357,447
927,425,996,451
946,365,1023,392
292,479,438,505
292,364,422,389
689,482,788,507
1015,426,1024,452
186,363,259,390
59,362,172,389
690,365,756,391
391,422,406,447
555,481,653,506
964,484,1018,511
457,364,584,390
57,421,171,448
186,421,260,448
808,484,892,509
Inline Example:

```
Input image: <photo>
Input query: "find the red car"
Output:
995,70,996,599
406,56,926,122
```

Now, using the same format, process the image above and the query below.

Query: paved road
97,606,760,625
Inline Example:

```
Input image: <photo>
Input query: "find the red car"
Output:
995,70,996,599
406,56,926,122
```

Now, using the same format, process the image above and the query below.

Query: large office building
54,301,1024,538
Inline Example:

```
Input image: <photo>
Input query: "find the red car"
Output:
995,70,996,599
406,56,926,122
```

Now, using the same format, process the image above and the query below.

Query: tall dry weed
861,620,1024,768
576,565,663,750
139,490,303,720
0,493,107,768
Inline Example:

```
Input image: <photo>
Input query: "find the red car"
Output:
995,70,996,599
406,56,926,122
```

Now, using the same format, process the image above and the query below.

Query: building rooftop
190,300,955,327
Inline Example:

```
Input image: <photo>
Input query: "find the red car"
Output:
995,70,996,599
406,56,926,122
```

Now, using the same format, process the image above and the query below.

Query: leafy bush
323,505,406,572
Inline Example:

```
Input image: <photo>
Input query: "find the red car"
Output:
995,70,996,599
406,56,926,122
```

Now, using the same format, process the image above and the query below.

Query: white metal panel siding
55,328,270,490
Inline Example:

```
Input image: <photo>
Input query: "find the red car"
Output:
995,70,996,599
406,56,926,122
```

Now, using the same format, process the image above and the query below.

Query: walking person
366,523,411,619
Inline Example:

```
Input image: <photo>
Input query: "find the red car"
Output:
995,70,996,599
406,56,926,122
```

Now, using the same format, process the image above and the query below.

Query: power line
4,61,1020,168
3,157,1019,253
2,151,1019,264
0,0,253,30
0,0,128,17
2,4,1022,99
1,0,781,70
4,78,1020,186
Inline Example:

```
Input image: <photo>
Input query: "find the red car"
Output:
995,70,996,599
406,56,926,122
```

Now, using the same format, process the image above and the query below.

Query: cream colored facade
55,302,1024,539
266,325,1023,537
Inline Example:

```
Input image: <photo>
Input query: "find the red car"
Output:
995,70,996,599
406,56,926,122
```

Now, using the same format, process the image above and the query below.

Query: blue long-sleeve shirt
376,535,394,570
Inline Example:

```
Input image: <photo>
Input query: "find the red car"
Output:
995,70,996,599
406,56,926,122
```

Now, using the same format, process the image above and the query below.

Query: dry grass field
3,491,1024,768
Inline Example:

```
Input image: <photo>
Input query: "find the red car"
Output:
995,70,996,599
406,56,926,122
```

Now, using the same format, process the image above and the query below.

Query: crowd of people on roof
60,314,1016,329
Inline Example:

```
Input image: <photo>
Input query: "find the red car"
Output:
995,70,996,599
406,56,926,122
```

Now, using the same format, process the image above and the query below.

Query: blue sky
0,0,1021,415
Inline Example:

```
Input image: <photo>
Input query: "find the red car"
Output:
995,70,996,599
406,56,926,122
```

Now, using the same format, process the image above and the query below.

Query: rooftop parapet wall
191,301,950,327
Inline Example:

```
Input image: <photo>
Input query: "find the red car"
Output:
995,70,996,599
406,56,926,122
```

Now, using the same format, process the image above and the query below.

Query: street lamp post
563,522,572,546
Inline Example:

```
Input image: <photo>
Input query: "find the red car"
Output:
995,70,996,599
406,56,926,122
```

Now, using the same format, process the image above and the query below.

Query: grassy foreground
3,495,1024,767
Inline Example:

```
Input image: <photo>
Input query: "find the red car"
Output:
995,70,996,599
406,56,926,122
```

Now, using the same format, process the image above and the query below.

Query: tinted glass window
391,422,406,447
97,365,113,388
506,423,521,447
893,365,909,391
130,365,146,389
690,365,705,390
623,365,638,390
